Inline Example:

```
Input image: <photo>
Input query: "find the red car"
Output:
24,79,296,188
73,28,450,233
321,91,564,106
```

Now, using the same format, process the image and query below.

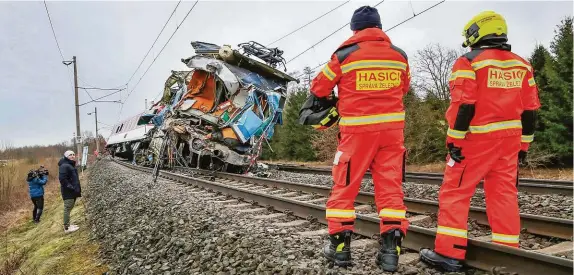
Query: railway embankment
87,159,487,275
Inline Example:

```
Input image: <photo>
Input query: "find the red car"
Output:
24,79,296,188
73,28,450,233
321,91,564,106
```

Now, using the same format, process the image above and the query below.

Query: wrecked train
106,41,298,173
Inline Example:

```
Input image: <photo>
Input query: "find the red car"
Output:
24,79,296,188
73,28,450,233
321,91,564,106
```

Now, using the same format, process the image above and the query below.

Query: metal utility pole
145,99,148,110
73,132,77,150
64,56,82,165
88,107,99,153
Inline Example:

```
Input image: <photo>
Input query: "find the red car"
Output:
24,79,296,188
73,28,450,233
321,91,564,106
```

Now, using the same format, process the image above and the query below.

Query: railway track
271,164,574,196
113,159,573,275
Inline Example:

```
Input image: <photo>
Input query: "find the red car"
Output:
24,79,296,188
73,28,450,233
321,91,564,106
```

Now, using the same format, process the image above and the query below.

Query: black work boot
323,230,352,267
376,229,403,272
419,248,462,272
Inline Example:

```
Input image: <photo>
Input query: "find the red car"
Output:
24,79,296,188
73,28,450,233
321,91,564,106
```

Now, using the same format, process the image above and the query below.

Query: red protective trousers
435,136,521,260
325,129,409,235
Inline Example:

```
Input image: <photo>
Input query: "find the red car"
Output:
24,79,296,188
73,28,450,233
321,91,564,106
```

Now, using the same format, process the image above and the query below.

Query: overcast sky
0,0,571,147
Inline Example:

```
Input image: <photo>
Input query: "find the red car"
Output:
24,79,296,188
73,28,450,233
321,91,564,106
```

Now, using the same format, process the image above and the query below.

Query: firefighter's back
335,31,410,133
448,47,537,141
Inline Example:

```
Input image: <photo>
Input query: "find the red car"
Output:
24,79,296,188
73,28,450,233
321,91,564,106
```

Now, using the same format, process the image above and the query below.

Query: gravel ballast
86,160,491,274
264,170,573,220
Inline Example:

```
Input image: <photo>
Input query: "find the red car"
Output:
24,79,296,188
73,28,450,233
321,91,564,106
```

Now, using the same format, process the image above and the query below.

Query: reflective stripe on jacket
446,48,541,141
310,28,410,133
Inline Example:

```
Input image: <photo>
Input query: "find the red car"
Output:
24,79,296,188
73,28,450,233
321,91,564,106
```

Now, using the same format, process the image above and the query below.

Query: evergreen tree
530,17,573,165
274,88,317,161
550,17,573,85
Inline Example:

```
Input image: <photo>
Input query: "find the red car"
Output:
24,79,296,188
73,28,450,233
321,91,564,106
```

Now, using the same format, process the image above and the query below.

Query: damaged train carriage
129,41,298,173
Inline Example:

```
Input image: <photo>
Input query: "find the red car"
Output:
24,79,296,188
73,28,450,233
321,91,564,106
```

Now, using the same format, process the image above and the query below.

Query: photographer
27,166,49,223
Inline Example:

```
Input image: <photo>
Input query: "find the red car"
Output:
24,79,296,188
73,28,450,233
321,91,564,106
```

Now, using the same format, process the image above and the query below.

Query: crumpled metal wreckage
107,41,298,174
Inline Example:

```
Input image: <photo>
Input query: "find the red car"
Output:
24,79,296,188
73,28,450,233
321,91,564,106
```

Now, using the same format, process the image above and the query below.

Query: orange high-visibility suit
310,28,411,235
435,47,541,260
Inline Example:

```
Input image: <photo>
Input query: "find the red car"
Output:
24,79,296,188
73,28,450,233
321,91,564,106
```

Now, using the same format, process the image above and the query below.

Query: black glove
447,143,465,163
518,150,528,166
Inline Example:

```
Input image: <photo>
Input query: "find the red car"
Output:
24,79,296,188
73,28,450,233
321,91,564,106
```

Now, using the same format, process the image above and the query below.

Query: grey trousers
63,198,76,227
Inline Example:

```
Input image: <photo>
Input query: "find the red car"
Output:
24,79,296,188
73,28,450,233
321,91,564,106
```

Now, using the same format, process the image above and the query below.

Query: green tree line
263,17,573,167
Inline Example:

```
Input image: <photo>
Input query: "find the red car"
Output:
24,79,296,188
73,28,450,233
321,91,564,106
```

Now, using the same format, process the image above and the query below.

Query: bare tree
412,44,466,111
0,140,13,159
302,66,315,89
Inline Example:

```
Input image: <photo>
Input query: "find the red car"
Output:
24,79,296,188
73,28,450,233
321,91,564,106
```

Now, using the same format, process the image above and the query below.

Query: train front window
137,115,154,125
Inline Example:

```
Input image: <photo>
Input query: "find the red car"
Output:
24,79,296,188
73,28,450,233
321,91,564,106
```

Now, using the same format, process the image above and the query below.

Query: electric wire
266,1,350,47
44,0,77,100
78,87,126,91
79,89,124,107
293,0,446,79
44,1,125,107
124,0,183,86
97,121,112,127
43,0,65,61
118,0,199,121
286,0,385,65
83,89,95,101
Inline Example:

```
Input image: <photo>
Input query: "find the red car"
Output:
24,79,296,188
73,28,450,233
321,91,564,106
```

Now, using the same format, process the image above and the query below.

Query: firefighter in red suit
309,6,411,271
420,11,541,272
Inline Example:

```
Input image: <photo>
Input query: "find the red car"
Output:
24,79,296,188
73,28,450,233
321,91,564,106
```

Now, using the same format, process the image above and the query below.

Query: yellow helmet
462,11,508,48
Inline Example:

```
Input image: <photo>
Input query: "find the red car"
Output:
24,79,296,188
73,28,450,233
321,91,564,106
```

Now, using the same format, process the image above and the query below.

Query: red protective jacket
310,28,410,133
445,47,541,150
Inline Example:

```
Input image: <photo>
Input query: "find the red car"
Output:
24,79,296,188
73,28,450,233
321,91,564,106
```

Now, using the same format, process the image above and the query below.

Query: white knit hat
64,150,75,158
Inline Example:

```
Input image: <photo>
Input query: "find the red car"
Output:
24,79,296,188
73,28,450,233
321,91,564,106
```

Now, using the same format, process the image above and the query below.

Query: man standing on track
420,11,541,272
308,6,411,272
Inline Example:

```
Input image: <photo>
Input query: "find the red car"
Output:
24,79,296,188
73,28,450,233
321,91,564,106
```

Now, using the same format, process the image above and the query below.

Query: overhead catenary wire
43,0,77,98
386,0,444,32
97,121,112,127
78,87,126,91
79,89,124,107
43,0,65,61
83,89,95,101
79,86,124,104
294,0,446,80
266,1,351,47
124,0,183,86
118,0,200,121
286,0,386,65
44,0,126,107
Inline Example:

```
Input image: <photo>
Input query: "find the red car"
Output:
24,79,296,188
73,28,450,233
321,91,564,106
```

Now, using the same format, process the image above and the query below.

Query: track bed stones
264,170,573,219
92,160,483,274
534,241,574,259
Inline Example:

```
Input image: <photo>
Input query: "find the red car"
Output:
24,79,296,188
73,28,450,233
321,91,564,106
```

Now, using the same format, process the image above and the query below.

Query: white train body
106,112,155,160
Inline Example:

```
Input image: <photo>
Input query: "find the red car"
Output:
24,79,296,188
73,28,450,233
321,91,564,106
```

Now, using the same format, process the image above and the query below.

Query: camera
37,166,49,176
28,166,49,180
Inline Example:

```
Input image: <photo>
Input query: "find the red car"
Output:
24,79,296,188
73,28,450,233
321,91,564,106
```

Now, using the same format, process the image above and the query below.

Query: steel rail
113,160,574,275
183,168,572,240
272,164,574,196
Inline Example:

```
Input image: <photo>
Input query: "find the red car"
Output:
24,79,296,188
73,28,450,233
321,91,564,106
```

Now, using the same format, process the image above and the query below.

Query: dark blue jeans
31,196,44,222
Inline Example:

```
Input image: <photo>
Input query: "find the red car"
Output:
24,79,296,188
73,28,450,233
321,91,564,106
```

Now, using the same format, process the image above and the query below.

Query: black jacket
58,157,82,199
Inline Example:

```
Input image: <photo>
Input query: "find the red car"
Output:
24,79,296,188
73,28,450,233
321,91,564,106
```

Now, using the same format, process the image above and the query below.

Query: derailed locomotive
106,41,298,173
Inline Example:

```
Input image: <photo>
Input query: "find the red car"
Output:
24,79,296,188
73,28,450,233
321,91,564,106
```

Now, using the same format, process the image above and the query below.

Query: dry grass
0,159,107,275
0,158,59,227
0,249,30,275
0,191,107,275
